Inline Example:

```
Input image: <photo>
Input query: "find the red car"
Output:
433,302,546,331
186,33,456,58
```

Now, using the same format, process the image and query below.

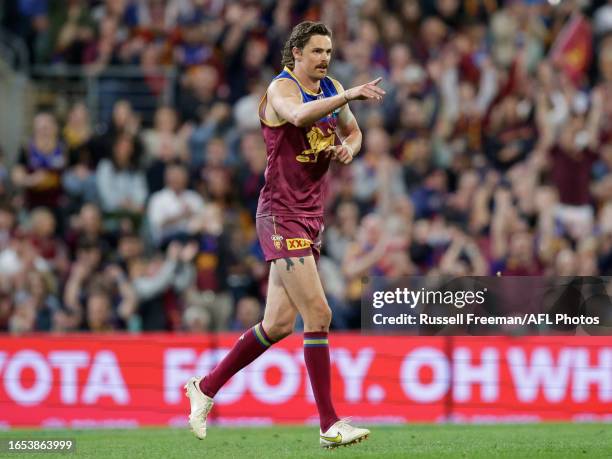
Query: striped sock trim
304,333,329,347
252,323,272,348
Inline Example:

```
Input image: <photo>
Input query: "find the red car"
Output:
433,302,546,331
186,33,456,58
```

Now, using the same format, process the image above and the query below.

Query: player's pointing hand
343,77,385,102
324,143,354,165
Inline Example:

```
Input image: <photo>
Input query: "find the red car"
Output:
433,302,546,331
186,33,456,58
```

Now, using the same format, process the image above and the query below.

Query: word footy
372,313,601,326
372,288,487,309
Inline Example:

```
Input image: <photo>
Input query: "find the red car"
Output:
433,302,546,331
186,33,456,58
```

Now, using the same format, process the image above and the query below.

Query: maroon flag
550,14,592,85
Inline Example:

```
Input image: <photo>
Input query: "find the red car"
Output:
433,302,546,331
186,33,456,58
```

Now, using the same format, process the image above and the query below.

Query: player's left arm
327,81,362,165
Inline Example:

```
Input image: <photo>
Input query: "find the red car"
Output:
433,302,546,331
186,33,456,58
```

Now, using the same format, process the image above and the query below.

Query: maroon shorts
256,215,324,262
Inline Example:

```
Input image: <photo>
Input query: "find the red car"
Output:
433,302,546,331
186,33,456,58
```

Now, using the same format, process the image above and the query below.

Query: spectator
96,134,148,230
44,0,95,64
130,241,197,331
230,296,262,331
147,162,205,246
62,102,98,207
12,112,67,210
22,207,69,277
65,203,112,256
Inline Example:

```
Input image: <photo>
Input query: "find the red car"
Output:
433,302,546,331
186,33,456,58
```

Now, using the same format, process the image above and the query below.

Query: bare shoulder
268,78,302,99
263,78,302,125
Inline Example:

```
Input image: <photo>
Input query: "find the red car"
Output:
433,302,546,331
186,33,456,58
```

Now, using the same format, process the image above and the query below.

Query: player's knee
304,304,332,331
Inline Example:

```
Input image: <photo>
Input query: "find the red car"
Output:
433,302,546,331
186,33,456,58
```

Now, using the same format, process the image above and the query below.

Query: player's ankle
321,417,340,432
198,377,215,398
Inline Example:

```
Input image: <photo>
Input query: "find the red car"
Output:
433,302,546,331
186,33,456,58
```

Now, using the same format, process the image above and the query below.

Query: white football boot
319,418,370,448
184,376,214,439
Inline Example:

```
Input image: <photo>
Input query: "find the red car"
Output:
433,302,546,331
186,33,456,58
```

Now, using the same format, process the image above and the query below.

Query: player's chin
315,67,328,77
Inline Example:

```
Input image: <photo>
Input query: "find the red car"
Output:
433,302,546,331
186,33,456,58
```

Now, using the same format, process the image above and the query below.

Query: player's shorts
256,215,324,263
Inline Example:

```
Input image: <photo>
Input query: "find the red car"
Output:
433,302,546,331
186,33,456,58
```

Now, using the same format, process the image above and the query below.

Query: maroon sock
199,322,274,397
304,332,339,432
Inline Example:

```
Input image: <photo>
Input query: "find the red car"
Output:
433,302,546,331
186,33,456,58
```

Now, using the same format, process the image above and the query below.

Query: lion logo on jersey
296,127,335,163
271,233,284,250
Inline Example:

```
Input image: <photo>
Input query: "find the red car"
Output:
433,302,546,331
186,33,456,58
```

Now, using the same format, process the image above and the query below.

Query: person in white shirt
147,162,205,246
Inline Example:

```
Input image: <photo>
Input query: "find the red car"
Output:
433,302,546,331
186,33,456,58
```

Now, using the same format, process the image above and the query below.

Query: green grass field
1,423,610,459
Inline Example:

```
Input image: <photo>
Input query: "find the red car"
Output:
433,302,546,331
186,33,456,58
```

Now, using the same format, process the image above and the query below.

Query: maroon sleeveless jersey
256,67,341,217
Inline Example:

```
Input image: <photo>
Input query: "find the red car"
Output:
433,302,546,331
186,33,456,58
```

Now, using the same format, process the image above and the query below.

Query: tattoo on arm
299,257,305,265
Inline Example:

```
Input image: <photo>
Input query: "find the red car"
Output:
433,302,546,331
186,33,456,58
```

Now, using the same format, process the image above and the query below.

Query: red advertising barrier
0,334,610,428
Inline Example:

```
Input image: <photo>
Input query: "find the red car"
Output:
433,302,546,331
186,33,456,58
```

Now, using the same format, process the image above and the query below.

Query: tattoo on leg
284,257,295,272
299,257,305,265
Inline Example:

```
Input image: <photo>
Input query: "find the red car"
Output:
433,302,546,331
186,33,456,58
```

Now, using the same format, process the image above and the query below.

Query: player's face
298,35,332,80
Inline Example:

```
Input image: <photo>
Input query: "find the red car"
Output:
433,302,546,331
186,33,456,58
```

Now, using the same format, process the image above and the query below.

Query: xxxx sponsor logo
286,238,312,250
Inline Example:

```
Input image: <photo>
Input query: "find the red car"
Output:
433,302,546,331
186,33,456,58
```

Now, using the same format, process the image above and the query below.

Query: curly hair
280,21,332,70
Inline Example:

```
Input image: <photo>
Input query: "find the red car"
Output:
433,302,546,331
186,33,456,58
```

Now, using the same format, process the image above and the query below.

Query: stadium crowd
0,0,611,333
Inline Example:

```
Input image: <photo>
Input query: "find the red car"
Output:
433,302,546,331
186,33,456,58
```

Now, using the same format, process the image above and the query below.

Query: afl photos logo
271,234,284,250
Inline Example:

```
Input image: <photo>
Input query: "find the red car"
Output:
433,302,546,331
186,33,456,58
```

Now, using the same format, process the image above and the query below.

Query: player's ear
292,46,302,62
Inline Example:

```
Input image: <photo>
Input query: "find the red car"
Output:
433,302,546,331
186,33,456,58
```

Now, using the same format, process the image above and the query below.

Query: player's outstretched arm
325,79,362,165
268,77,385,129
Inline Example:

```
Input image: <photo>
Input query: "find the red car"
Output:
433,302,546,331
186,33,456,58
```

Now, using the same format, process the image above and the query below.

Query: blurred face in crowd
99,16,118,42
381,14,403,45
509,231,533,262
33,113,58,143
236,297,261,328
459,82,477,116
599,37,612,82
240,132,266,171
10,302,36,333
421,17,447,49
31,208,56,238
25,271,47,303
403,136,431,164
361,0,383,18
141,44,161,70
0,207,15,232
105,0,126,17
365,127,390,156
577,241,598,276
112,135,134,168
336,201,359,234
402,0,421,22
112,100,133,127
206,138,228,167
555,249,577,276
360,20,380,47
154,107,177,133
190,66,219,97
425,169,447,191
359,214,383,247
68,102,90,128
436,0,459,18
347,41,372,74
294,34,332,81
165,164,188,193
118,234,143,261
389,44,411,71
87,292,111,331
401,99,426,129
206,168,230,200
184,306,211,333
77,244,102,270
537,61,555,89
600,203,612,235
244,39,268,68
80,204,102,235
